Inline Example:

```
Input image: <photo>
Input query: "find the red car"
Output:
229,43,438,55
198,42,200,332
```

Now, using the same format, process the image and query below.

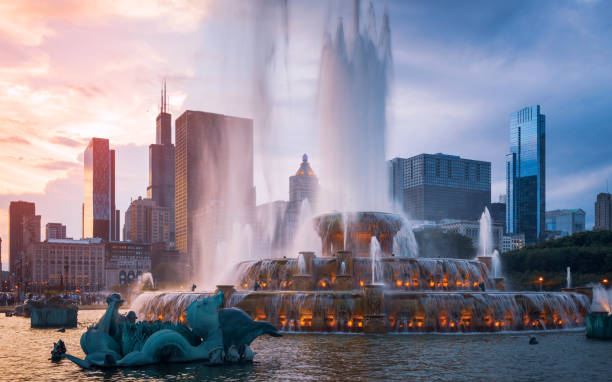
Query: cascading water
392,216,418,257
370,237,383,284
340,261,347,275
591,284,611,314
298,253,308,275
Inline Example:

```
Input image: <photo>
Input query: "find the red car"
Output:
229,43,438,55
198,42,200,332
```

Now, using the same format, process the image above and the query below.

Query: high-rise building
594,192,612,230
123,196,172,244
45,223,67,240
487,202,506,232
545,209,585,237
8,201,36,279
506,105,546,244
147,83,175,243
389,153,491,221
175,110,255,279
289,154,318,206
83,138,119,241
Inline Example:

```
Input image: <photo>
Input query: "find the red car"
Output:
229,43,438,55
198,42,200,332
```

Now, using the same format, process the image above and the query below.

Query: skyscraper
45,223,67,240
594,192,612,230
289,154,319,206
147,82,175,244
389,153,491,221
8,201,40,284
83,138,119,241
506,105,546,244
9,201,36,275
123,196,171,244
175,110,255,280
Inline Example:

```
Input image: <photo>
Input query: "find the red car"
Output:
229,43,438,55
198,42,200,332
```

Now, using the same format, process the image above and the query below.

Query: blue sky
1,0,611,265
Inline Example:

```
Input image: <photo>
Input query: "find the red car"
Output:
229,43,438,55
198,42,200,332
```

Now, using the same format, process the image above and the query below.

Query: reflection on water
1,310,611,381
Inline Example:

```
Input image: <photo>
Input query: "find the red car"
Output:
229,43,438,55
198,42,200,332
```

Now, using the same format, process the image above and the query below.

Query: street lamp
538,276,543,291
603,278,609,286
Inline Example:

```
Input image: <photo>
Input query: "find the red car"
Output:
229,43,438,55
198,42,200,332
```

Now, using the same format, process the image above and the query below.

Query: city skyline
1,1,612,263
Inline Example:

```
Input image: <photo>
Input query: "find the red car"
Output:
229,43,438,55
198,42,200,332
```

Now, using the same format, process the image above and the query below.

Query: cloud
35,160,79,171
0,136,30,145
49,135,86,148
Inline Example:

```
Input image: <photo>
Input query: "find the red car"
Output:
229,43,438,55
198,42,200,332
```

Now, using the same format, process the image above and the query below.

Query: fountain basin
133,290,589,333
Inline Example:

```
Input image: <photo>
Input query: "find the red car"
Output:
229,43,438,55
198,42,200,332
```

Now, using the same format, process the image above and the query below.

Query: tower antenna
163,79,167,114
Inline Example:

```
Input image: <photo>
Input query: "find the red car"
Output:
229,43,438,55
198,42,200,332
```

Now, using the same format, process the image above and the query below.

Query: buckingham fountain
133,210,590,334
132,2,590,335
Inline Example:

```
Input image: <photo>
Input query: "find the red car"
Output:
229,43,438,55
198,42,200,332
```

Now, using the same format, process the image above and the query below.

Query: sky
1,0,611,269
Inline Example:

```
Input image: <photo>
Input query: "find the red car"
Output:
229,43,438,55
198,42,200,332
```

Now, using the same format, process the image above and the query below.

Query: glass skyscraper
83,137,119,241
389,153,491,221
506,105,546,244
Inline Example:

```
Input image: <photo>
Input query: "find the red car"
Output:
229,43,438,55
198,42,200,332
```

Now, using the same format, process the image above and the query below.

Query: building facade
45,223,67,240
594,192,612,230
105,242,151,287
123,197,172,244
545,209,585,237
501,233,525,253
151,243,189,285
147,83,175,244
439,220,503,250
8,201,38,283
506,105,546,244
175,110,255,279
389,153,491,221
83,138,120,241
29,238,106,291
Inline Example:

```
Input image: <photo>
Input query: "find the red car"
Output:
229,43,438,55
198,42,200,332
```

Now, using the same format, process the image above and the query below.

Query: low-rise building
439,219,503,250
501,233,525,253
29,238,106,291
105,241,151,287
545,209,585,237
151,243,190,285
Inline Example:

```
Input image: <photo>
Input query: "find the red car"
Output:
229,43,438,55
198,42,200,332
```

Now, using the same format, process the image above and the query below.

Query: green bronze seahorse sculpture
55,292,280,368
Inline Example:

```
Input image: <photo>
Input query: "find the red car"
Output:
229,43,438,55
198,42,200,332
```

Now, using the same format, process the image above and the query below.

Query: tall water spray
318,1,392,212
370,236,383,284
567,267,571,289
478,207,493,257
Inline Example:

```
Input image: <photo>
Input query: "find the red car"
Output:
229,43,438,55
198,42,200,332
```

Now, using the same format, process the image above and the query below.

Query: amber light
243,283,248,288
396,280,403,287
359,281,364,287
357,322,363,328
347,321,353,327
429,280,435,288
320,281,327,288
261,282,267,287
158,314,164,320
603,278,609,284
404,281,411,287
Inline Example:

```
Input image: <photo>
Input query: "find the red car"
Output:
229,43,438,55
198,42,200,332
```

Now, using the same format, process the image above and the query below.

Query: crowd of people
0,292,110,306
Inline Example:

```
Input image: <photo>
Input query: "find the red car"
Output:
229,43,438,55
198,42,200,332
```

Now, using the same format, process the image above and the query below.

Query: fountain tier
134,290,588,333
133,211,591,333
